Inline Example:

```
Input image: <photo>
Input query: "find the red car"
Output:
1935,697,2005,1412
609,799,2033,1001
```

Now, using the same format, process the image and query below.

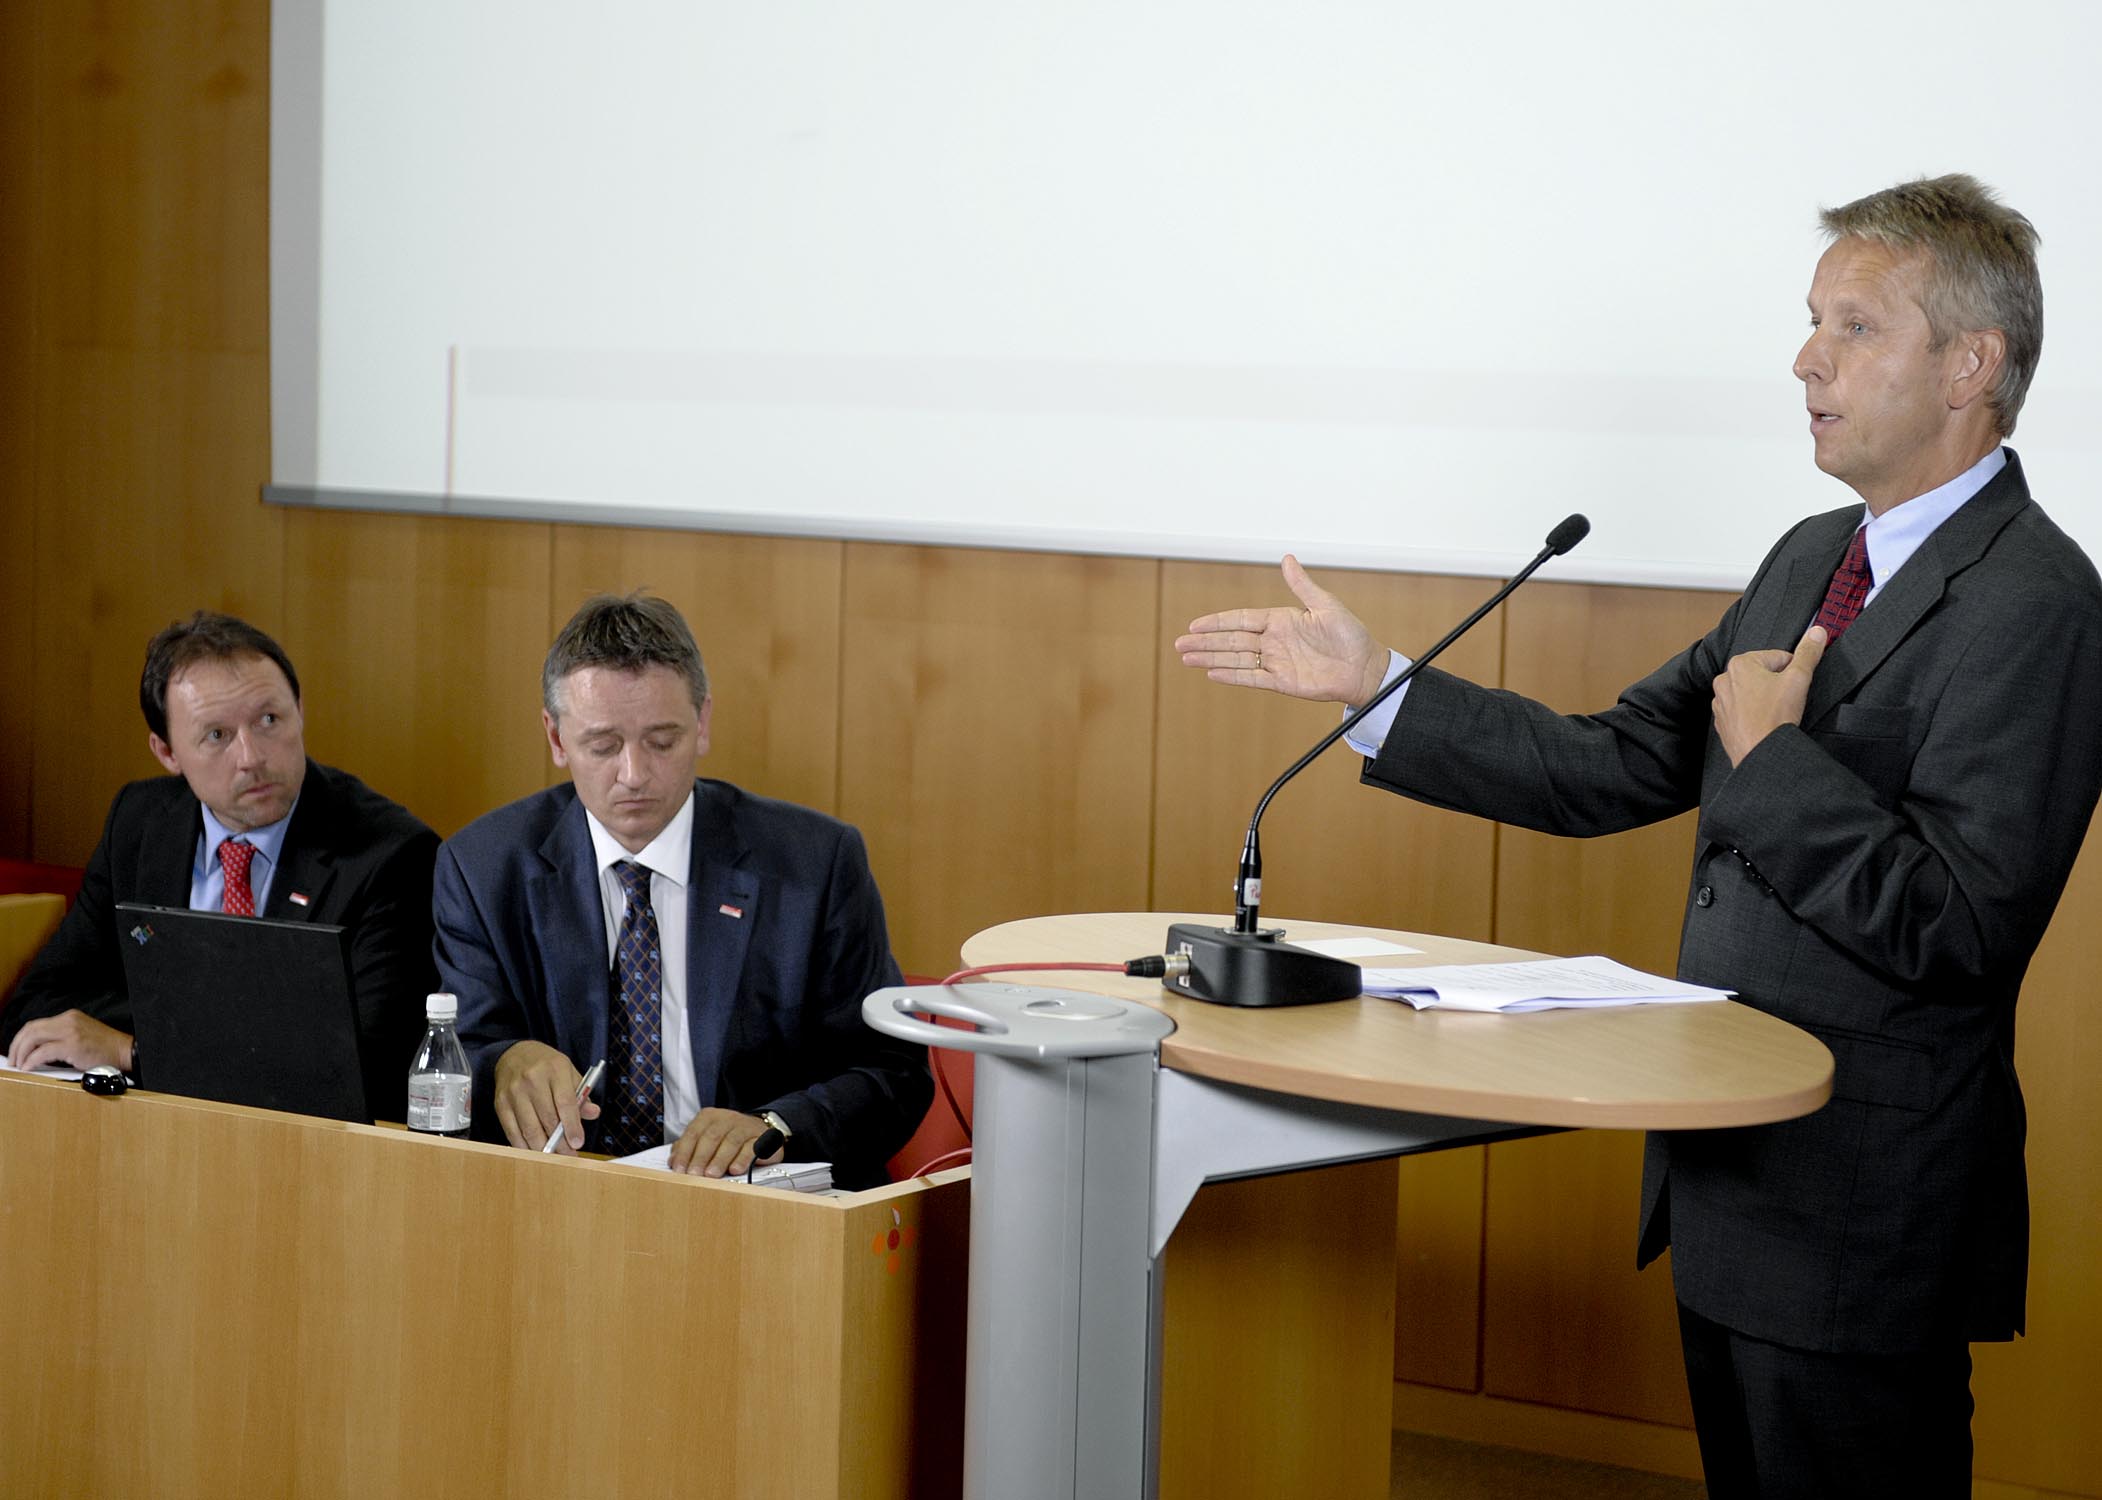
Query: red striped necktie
1813,528,1873,643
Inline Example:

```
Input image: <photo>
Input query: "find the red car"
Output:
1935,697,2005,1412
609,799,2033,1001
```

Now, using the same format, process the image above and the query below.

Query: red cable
911,1145,974,1178
930,1045,971,1145
918,963,1130,1143
936,961,1127,985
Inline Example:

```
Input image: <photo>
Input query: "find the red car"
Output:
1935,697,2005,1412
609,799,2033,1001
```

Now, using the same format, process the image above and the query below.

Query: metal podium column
863,984,1176,1500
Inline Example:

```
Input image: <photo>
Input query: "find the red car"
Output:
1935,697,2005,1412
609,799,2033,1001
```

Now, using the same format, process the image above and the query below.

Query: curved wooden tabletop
960,913,1833,1131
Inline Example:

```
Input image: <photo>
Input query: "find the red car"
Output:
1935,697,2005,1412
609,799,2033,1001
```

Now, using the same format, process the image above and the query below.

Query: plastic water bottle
406,992,472,1137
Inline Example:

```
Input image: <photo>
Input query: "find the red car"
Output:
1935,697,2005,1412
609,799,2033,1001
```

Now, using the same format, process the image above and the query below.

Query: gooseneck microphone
1168,513,1591,1007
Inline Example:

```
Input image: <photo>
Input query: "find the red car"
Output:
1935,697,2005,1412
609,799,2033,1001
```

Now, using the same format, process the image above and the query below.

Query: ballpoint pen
542,1058,606,1153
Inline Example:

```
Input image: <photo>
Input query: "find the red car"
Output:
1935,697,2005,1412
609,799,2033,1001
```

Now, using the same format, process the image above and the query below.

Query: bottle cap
425,992,458,1021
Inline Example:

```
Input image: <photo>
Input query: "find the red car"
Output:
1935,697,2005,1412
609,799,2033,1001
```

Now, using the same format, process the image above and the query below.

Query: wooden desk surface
961,913,1832,1131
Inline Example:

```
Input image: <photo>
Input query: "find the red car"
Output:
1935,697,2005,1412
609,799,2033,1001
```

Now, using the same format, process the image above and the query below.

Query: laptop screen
115,902,369,1124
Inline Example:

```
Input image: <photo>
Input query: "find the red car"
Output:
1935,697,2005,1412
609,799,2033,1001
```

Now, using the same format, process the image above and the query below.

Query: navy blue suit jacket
432,777,928,1187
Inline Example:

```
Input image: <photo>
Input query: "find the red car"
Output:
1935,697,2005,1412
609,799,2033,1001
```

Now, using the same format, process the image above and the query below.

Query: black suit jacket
0,760,440,1121
432,778,929,1189
1361,451,2102,1354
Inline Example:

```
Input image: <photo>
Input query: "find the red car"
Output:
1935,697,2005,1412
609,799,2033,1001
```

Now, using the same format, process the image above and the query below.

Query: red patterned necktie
218,838,257,916
1813,527,1873,644
602,860,666,1156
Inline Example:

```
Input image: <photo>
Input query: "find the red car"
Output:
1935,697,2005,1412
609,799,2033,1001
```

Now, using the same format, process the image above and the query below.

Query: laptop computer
115,902,370,1123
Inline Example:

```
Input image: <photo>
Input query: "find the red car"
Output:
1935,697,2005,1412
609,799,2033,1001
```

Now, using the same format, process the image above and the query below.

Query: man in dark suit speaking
1175,176,2102,1497
433,592,927,1188
1,613,439,1120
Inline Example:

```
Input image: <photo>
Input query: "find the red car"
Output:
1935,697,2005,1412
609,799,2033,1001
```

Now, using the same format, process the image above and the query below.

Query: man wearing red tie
0,613,437,1119
1177,176,2102,1497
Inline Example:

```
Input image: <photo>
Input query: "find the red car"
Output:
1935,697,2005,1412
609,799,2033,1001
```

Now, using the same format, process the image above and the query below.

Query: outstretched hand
1175,555,1390,705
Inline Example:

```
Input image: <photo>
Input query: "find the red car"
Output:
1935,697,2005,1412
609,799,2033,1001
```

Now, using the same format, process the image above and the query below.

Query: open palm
1174,555,1388,705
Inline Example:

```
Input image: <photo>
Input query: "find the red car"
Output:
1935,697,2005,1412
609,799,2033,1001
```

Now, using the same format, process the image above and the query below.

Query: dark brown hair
139,612,302,741
543,592,709,718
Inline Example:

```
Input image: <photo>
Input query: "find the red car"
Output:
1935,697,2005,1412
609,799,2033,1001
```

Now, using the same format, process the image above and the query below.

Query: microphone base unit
1160,922,1363,1008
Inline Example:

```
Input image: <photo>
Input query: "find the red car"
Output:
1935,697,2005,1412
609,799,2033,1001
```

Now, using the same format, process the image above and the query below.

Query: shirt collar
582,787,696,888
196,796,298,880
1856,446,2006,591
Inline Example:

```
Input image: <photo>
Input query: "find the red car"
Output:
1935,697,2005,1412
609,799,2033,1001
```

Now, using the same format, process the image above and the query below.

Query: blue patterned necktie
603,860,665,1156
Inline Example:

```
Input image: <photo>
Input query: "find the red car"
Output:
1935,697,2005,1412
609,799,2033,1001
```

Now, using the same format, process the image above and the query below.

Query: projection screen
269,2,2102,589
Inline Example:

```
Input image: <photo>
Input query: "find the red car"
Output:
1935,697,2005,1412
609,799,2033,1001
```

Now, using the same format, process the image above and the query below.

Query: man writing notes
0,613,438,1120
1175,177,2102,1498
433,592,928,1188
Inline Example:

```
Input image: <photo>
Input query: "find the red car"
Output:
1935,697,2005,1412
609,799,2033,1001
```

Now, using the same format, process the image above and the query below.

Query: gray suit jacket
1362,451,2102,1354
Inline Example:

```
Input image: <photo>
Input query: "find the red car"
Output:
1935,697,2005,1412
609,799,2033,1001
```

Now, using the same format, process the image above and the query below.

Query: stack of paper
616,1142,836,1191
1362,956,1733,1013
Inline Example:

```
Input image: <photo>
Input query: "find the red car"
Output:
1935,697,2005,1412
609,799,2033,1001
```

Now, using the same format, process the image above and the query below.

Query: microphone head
752,1126,786,1161
1546,513,1591,555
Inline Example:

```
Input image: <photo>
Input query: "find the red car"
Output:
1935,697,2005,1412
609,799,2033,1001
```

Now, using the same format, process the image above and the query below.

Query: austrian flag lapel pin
289,892,311,908
718,903,744,920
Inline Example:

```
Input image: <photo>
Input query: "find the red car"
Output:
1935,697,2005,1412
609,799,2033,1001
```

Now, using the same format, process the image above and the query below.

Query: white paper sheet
1362,956,1733,1013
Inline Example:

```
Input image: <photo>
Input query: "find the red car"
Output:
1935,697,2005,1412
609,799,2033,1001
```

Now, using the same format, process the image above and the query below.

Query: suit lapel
1801,455,2030,729
684,781,758,1108
263,766,336,920
526,797,612,1066
147,786,204,907
1740,542,1841,651
1737,511,1859,655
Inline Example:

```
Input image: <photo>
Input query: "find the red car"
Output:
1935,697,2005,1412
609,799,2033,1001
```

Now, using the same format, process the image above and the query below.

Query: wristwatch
758,1109,792,1139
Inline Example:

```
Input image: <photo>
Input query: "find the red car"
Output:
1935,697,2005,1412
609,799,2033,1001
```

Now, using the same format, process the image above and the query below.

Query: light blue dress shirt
190,798,299,913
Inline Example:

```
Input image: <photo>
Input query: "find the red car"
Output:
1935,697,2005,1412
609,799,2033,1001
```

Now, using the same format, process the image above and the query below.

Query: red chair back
0,860,85,907
886,979,977,1180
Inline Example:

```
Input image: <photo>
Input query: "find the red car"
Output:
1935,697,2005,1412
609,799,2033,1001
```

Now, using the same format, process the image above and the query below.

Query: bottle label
406,1072,471,1134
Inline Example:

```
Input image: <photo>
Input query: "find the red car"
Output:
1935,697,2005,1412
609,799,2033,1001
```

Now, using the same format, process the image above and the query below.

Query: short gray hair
1819,173,2041,438
543,592,709,717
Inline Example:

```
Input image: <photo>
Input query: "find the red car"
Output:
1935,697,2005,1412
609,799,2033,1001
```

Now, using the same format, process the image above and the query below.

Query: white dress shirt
582,790,700,1142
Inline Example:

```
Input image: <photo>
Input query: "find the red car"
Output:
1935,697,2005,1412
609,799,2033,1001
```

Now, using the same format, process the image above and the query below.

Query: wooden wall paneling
1160,1160,1401,1500
43,0,268,355
1481,579,1731,1426
279,509,553,838
0,0,36,856
1480,1131,1690,1423
1393,1144,1487,1390
549,525,845,816
837,543,1160,978
1154,562,1505,1398
32,347,281,863
1971,829,2102,1495
1152,561,1502,939
27,0,278,866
